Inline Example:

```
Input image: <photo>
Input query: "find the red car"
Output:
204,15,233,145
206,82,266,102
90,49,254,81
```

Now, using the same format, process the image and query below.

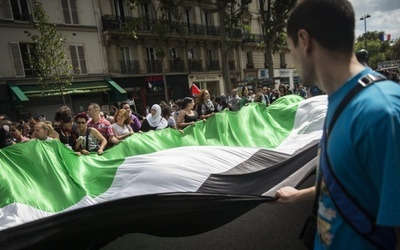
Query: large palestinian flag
0,95,327,249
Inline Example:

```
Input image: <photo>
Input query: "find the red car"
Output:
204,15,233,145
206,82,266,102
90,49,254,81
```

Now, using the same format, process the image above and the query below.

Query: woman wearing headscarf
140,104,168,132
195,89,215,120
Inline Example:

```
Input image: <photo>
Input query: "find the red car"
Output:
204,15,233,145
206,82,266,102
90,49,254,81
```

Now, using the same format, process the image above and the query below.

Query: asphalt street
102,177,314,250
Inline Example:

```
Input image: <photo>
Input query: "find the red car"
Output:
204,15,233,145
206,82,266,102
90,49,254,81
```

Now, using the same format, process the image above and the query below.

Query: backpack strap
85,127,91,151
321,74,396,249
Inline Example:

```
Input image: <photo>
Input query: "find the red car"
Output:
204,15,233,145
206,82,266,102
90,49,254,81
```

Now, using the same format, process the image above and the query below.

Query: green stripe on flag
0,95,303,212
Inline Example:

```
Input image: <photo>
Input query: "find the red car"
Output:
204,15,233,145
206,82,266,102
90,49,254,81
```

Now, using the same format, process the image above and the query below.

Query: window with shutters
121,47,132,62
187,48,195,60
69,45,87,74
1,0,33,21
9,42,38,77
169,48,177,60
61,0,78,25
280,53,286,68
146,47,156,62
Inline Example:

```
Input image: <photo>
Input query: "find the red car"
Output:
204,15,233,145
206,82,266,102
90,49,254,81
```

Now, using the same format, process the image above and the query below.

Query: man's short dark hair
120,101,130,108
287,0,355,54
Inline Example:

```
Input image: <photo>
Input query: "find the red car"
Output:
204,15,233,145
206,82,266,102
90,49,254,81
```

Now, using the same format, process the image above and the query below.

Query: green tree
386,38,400,60
354,31,392,69
215,0,250,94
127,0,185,101
259,0,296,79
27,0,73,105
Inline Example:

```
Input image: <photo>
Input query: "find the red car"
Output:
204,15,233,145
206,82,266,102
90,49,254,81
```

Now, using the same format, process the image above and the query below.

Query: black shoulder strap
313,74,385,215
327,74,386,136
85,127,91,151
315,74,386,213
319,73,395,249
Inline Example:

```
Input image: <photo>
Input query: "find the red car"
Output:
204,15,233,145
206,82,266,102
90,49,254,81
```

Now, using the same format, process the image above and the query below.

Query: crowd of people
0,68,395,155
0,82,315,153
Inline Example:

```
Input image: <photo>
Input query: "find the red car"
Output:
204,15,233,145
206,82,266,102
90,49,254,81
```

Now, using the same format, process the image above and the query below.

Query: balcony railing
146,60,162,73
242,33,266,43
120,60,140,74
169,59,186,72
188,59,203,72
229,60,236,70
246,62,254,69
101,15,242,39
206,60,220,71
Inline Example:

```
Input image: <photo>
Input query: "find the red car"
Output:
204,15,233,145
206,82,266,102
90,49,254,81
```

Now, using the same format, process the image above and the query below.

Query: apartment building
0,0,126,120
240,0,299,91
98,0,244,114
0,0,296,120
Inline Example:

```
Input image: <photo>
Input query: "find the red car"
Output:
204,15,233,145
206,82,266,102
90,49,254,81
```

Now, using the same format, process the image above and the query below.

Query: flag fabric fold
0,95,328,249
191,83,201,96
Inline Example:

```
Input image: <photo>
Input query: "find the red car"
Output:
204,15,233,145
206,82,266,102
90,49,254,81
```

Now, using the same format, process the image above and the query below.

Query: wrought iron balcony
169,59,186,72
206,60,220,71
120,60,140,74
188,59,203,72
246,61,254,69
229,60,236,70
101,15,123,30
146,60,162,73
242,33,266,43
102,15,226,38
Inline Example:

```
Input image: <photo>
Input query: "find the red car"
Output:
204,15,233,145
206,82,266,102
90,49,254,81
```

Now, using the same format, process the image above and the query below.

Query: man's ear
298,29,313,54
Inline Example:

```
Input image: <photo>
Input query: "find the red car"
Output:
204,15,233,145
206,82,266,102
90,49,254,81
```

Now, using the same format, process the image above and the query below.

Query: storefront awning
8,79,127,102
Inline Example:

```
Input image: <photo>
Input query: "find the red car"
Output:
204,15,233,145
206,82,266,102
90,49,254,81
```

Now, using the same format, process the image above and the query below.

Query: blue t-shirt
315,68,400,249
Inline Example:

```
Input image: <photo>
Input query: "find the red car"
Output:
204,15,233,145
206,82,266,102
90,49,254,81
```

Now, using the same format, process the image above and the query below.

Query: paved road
102,177,314,250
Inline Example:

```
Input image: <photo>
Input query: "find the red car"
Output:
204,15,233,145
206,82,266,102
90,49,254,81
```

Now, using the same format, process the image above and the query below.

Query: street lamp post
360,14,371,50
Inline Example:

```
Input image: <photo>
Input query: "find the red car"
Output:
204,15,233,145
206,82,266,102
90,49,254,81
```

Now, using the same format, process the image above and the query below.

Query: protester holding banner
228,88,241,111
176,97,198,129
140,104,169,132
195,89,215,120
274,0,400,249
112,108,134,140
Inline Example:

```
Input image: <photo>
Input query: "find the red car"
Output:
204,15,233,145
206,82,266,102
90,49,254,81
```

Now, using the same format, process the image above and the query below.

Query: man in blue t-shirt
274,0,400,249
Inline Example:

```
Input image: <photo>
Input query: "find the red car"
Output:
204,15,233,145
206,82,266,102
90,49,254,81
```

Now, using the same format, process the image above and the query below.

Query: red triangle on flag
191,83,201,96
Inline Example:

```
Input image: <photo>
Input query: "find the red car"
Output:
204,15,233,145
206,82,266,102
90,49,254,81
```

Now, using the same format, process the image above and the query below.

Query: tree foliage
27,0,73,104
127,0,185,100
214,0,251,93
354,31,398,69
259,0,297,79
387,38,400,60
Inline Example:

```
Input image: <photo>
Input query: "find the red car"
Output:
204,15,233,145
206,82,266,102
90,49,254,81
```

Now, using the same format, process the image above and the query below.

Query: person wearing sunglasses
74,112,107,155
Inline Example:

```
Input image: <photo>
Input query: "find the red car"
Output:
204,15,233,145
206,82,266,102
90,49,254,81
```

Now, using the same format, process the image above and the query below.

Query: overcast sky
349,0,400,41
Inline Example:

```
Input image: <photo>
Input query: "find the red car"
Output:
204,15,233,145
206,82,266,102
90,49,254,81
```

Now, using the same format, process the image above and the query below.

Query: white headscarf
146,104,168,130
